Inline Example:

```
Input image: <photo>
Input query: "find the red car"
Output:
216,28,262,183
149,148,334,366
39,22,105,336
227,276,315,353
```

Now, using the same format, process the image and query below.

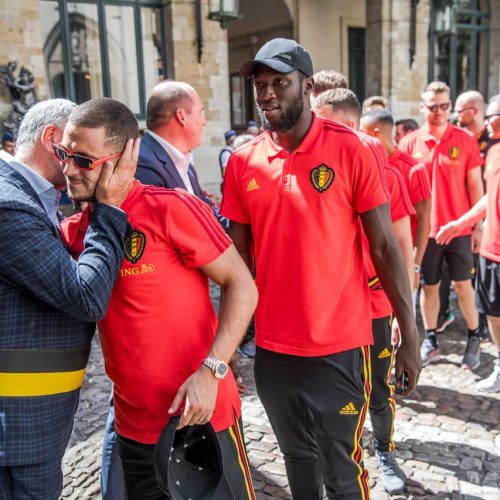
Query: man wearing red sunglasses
399,81,484,370
60,97,258,499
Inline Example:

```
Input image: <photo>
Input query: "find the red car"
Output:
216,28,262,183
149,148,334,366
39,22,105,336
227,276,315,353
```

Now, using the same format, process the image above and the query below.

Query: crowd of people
0,36,499,500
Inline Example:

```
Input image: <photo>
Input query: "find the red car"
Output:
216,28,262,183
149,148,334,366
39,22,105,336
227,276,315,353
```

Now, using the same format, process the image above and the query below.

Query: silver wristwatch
202,356,229,380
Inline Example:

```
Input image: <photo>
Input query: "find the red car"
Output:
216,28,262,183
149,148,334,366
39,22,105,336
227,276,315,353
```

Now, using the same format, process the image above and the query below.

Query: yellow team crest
310,164,335,192
449,145,460,159
413,151,424,160
124,229,146,264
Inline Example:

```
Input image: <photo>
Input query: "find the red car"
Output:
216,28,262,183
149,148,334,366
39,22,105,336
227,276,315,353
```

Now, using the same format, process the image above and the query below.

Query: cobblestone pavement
62,290,500,499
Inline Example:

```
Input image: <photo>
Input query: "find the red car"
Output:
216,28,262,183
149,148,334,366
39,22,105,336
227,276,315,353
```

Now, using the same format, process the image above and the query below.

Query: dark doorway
348,27,365,102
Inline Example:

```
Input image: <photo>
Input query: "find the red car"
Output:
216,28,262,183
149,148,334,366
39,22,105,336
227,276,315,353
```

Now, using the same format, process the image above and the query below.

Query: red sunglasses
52,143,122,171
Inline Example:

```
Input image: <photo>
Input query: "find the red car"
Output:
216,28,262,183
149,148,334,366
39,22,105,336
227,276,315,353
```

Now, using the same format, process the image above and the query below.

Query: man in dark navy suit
136,80,227,227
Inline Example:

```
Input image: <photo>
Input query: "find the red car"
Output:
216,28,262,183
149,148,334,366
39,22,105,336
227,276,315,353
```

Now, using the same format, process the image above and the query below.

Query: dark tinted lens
72,155,93,170
428,105,438,112
54,145,68,162
440,103,450,111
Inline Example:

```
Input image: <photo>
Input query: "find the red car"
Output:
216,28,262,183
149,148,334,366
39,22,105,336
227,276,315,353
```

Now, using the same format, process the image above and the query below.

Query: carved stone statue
0,61,38,136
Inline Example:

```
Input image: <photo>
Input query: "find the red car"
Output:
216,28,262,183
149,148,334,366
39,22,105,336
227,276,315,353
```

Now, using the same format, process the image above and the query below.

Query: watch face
215,362,229,379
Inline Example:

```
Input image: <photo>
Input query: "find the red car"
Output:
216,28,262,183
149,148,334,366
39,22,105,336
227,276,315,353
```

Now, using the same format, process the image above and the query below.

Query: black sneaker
462,335,481,370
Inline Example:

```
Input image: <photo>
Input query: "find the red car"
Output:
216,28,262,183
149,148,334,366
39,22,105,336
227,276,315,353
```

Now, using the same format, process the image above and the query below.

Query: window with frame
38,0,167,117
429,0,490,101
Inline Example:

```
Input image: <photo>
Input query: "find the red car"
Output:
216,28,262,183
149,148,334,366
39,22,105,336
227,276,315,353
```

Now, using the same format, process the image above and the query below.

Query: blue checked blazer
0,157,128,466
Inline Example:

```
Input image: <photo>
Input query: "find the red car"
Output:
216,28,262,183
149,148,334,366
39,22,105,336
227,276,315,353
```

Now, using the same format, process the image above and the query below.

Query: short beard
257,92,305,133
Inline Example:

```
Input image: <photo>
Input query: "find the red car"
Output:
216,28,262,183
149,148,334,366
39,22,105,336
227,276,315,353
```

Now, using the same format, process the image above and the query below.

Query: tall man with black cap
221,38,422,498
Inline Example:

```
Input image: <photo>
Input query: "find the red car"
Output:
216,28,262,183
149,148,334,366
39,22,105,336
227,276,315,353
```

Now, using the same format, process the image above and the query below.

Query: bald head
455,90,485,131
456,90,485,110
146,81,196,131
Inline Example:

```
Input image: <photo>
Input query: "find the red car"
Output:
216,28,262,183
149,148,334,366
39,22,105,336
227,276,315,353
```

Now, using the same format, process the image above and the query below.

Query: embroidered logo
449,146,460,159
340,402,359,415
124,229,146,264
378,347,391,359
413,151,424,160
310,164,334,192
246,178,260,192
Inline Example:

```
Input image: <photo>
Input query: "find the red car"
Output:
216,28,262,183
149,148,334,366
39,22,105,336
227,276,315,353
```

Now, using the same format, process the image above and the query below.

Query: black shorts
421,236,474,285
475,255,500,317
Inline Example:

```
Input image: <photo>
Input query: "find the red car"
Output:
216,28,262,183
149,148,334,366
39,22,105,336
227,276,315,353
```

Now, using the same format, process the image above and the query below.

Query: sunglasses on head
423,102,451,113
52,143,122,171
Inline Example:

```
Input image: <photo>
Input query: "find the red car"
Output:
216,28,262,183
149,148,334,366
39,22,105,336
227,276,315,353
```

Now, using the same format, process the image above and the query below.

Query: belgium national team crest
449,145,461,159
310,164,335,193
124,229,146,264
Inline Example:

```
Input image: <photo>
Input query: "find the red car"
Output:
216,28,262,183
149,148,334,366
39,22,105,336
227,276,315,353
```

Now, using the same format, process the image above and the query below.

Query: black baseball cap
239,38,313,77
154,417,236,499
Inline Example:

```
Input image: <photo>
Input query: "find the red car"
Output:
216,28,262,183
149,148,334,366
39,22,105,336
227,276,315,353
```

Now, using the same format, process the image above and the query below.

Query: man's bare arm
413,198,431,287
361,203,422,395
169,244,258,428
436,195,488,245
467,166,485,252
392,215,414,287
229,221,254,270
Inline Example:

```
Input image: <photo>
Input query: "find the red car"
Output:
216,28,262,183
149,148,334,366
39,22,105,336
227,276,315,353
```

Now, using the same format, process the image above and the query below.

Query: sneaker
420,338,441,366
375,450,406,494
436,310,455,333
477,365,500,393
462,335,481,370
238,340,256,358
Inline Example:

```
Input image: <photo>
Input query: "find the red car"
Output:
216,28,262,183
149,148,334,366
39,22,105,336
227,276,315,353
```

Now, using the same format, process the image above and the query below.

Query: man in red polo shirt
314,88,415,495
58,98,258,499
360,109,431,293
399,81,484,369
437,95,500,392
221,38,421,499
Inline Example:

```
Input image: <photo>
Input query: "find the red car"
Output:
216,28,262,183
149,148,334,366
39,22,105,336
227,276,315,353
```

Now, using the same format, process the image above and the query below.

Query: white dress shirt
147,131,195,194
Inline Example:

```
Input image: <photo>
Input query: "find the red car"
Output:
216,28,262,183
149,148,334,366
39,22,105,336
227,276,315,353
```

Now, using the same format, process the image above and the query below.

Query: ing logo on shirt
124,229,146,264
449,146,461,159
310,164,335,193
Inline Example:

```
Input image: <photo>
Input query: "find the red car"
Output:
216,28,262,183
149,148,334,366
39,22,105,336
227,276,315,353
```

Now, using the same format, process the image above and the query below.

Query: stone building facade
1,0,499,194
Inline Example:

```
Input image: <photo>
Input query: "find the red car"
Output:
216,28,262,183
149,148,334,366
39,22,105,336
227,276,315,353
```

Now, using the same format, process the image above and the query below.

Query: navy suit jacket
0,157,128,465
136,132,228,229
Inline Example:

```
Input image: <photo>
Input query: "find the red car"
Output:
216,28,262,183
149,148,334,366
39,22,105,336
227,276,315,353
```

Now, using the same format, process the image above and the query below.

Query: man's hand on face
394,322,422,396
95,138,141,207
168,365,219,429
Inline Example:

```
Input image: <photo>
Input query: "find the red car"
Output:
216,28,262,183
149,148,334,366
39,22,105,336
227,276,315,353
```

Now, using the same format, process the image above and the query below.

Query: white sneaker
477,365,500,393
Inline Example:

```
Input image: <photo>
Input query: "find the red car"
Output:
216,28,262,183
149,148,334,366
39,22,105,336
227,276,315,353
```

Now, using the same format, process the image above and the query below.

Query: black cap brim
239,59,296,77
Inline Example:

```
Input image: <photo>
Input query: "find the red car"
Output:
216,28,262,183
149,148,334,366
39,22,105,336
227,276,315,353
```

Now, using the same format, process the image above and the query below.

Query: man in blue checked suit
0,99,140,500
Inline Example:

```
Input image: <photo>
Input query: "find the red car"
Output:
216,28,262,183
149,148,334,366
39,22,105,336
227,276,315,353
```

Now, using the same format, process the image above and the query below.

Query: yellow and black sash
0,348,90,397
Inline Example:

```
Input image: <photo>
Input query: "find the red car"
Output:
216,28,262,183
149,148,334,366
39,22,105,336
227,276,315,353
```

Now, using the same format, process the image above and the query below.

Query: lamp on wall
208,0,240,28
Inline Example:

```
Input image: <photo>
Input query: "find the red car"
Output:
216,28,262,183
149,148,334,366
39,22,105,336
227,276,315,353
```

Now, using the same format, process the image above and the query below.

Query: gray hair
16,99,76,154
